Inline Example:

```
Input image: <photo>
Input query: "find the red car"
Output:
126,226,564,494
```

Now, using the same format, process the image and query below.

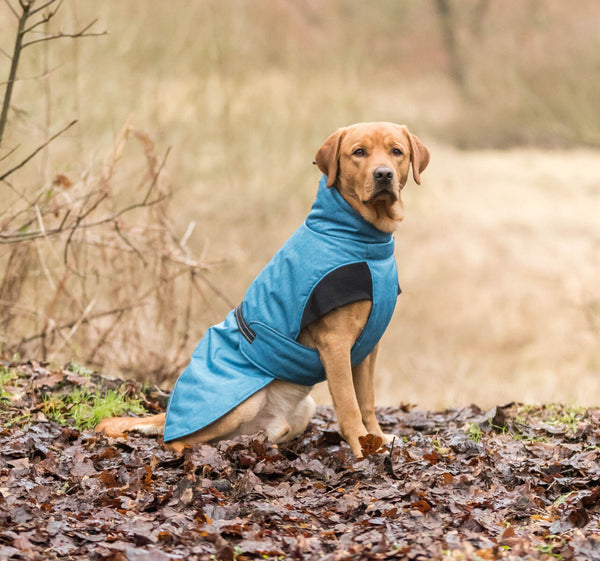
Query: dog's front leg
319,341,369,457
352,344,394,444
306,301,373,458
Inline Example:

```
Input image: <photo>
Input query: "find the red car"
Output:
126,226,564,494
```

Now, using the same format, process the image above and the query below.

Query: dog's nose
373,167,394,185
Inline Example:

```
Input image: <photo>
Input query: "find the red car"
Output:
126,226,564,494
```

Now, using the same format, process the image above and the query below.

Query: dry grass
369,145,600,408
1,1,599,408
0,120,221,383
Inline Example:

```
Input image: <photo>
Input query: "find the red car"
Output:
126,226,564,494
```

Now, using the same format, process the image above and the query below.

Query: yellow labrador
97,122,429,458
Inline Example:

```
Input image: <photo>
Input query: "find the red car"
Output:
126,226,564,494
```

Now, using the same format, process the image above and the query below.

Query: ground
1,361,600,561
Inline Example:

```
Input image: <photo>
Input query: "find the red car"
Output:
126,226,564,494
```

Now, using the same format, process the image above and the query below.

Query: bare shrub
1,118,217,383
1,1,220,383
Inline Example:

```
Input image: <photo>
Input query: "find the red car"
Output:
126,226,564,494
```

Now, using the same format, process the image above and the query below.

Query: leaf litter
1,361,600,560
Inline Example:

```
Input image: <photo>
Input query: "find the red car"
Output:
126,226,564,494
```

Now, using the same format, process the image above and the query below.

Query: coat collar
305,175,394,259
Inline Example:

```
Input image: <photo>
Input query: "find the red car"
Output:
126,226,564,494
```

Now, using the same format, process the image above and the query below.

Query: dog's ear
407,132,430,186
315,128,346,188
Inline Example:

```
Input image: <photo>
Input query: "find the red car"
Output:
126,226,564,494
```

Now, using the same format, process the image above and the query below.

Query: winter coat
163,175,399,442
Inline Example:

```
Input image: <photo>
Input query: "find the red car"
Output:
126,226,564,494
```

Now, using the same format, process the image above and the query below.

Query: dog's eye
352,148,366,157
392,148,403,156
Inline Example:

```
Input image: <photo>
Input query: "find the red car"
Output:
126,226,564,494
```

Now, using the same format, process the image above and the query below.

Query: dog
96,122,430,458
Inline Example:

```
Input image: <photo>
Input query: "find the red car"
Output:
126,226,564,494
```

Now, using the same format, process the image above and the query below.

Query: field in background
1,1,599,408
368,145,600,408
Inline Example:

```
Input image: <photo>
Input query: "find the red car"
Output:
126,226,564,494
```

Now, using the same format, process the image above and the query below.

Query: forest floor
1,360,600,560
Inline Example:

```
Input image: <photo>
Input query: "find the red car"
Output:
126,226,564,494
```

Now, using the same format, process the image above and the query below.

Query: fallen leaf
358,434,384,458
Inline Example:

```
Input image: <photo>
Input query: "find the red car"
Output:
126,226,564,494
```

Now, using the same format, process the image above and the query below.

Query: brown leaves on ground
1,361,600,560
358,434,385,459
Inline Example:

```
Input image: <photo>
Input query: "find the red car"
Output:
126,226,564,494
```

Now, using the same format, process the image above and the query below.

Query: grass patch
42,387,146,430
65,362,94,377
544,404,587,433
465,423,483,443
0,366,18,402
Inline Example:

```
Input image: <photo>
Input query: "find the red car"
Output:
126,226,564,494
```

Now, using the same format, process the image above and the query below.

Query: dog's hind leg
96,413,166,438
261,400,313,444
280,394,316,442
164,388,268,452
248,381,315,444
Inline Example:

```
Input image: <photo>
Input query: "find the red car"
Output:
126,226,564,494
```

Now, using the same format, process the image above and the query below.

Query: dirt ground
1,361,600,560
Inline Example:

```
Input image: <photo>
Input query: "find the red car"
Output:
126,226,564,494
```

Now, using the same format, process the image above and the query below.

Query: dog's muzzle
368,167,399,202
373,166,394,185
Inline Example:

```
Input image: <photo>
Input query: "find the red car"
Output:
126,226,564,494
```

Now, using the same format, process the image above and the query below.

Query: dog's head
314,122,430,233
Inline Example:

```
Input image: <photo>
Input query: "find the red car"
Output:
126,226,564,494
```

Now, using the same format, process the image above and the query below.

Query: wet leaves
1,361,600,559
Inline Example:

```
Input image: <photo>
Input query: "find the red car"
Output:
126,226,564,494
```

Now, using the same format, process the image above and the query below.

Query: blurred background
1,0,599,409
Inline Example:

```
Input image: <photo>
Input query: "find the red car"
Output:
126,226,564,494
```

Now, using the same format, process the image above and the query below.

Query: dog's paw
380,433,396,445
95,417,131,438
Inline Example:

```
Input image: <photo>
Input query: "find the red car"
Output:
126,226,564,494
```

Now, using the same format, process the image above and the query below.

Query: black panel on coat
299,262,373,332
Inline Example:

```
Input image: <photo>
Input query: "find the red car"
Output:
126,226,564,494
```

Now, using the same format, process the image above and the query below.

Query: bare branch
22,30,107,49
0,187,46,230
17,302,147,345
18,263,197,348
22,20,106,49
82,193,171,230
0,0,31,145
4,0,19,19
57,208,70,231
57,297,96,352
0,299,41,318
56,233,211,271
0,47,13,61
0,64,61,86
29,0,58,16
0,144,20,162
62,192,109,262
86,310,125,363
143,146,171,204
0,120,77,182
194,271,236,310
22,0,62,34
0,190,170,245
114,221,148,266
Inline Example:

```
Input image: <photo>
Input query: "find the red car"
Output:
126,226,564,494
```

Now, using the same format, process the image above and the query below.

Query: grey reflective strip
234,304,256,343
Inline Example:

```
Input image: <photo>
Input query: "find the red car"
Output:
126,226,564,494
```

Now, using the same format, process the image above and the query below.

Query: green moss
42,386,146,430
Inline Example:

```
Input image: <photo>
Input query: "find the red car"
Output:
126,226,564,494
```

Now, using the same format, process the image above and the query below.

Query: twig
114,221,147,266
76,193,170,229
22,20,106,49
384,437,399,480
0,188,47,231
143,146,171,204
33,204,56,290
86,310,125,363
29,0,58,17
0,299,41,317
62,191,108,263
56,208,70,231
55,297,96,352
18,265,195,348
18,302,146,345
3,0,19,20
0,144,20,162
63,234,210,270
0,0,31,145
179,220,196,248
0,120,77,181
22,0,63,33
0,191,170,245
0,64,61,86
0,47,13,61
192,271,236,310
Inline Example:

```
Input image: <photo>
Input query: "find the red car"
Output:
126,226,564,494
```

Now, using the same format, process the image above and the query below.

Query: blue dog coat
163,175,399,442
